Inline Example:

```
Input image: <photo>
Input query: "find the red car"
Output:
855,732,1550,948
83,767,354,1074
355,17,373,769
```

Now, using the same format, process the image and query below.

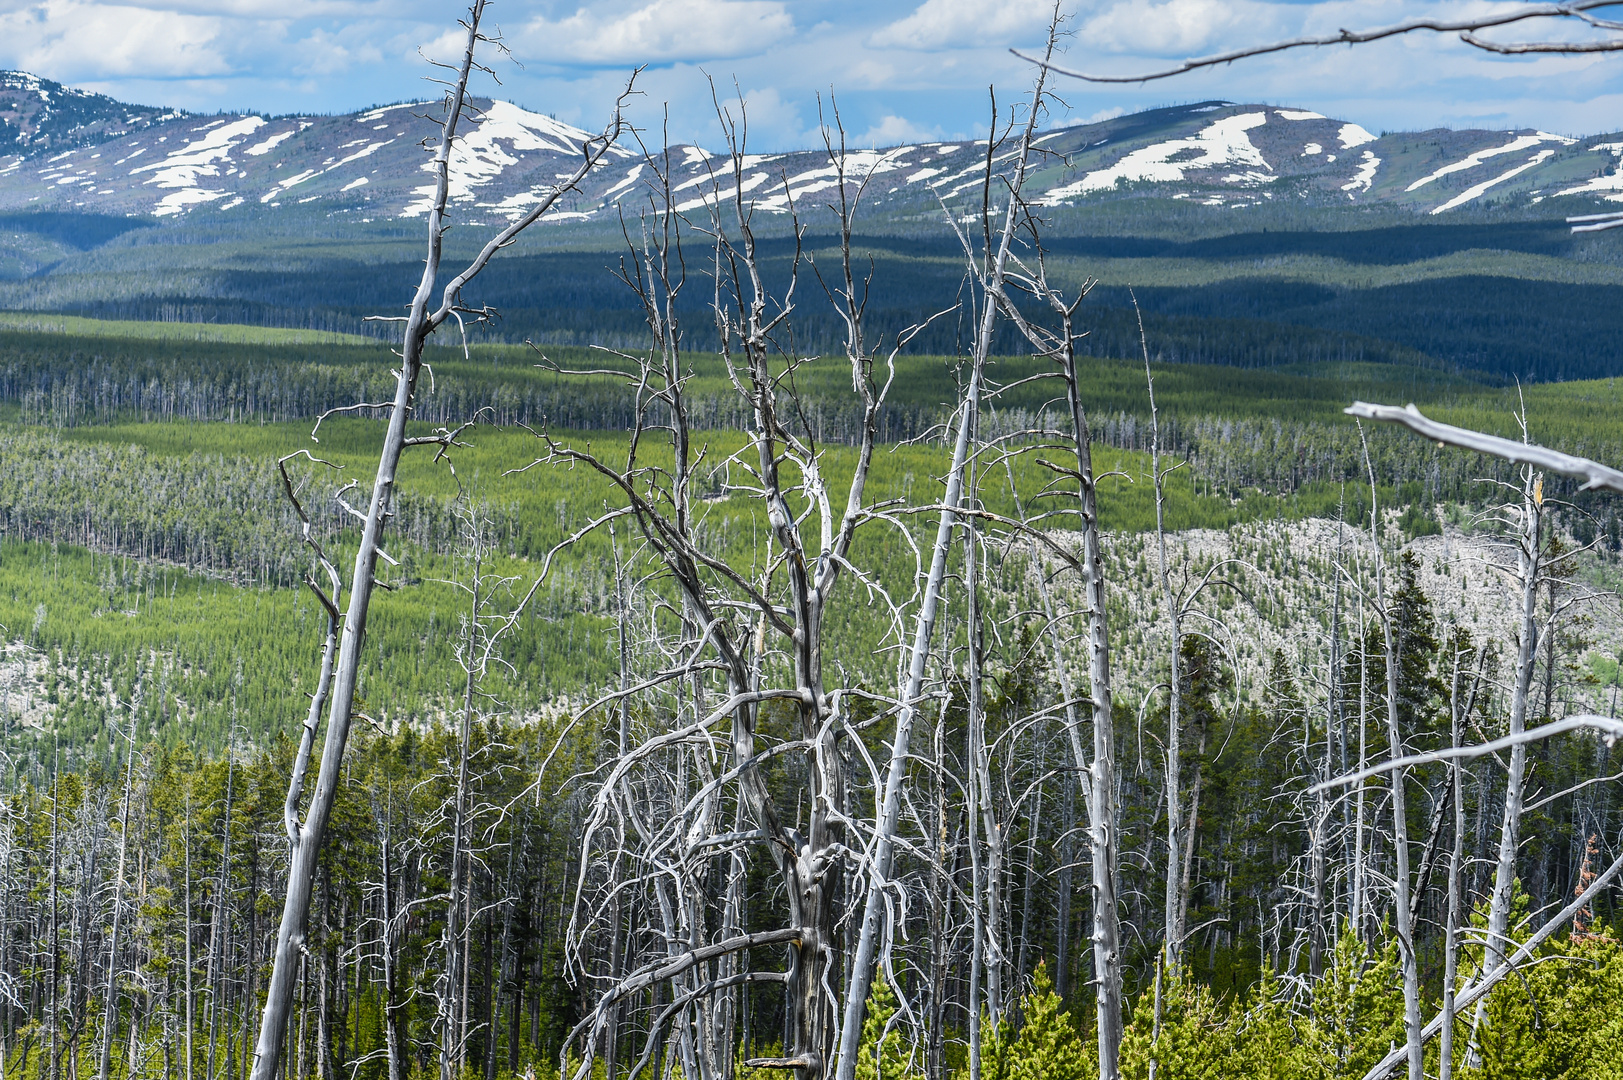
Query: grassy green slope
4,316,1623,764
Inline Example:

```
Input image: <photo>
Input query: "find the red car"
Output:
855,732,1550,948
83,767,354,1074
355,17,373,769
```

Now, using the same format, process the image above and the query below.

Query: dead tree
1326,399,1623,1077
248,7,632,1080
997,239,1124,1080
1356,429,1422,1080
1137,300,1185,980
1465,460,1544,1065
95,707,140,1080
543,90,940,1080
1438,631,1485,1080
840,11,1082,1078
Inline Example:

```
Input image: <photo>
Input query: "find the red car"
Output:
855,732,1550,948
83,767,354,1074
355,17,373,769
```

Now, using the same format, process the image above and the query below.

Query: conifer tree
855,978,920,1080
1119,969,1229,1080
1002,965,1091,1080
1307,922,1404,1078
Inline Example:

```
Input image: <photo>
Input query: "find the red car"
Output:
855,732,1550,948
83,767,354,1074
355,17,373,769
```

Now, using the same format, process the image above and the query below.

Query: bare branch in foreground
1011,1,1623,82
1311,714,1623,793
1345,401,1623,494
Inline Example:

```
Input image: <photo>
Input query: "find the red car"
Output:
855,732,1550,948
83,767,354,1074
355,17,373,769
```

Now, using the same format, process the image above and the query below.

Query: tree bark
1469,469,1542,1066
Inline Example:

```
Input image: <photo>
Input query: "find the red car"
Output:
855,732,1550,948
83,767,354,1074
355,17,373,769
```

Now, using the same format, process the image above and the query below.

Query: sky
3,0,1622,150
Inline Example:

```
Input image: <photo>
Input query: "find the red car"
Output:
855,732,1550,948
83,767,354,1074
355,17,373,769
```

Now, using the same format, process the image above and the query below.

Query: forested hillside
4,20,1623,1080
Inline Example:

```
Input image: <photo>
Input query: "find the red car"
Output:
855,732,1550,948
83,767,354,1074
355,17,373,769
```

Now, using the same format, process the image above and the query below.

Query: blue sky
4,0,1621,149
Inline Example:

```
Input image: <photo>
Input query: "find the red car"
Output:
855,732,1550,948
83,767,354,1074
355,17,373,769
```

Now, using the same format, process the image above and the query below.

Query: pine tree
1001,964,1091,1080
1307,921,1404,1078
855,977,920,1080
1119,968,1230,1080
1231,967,1309,1080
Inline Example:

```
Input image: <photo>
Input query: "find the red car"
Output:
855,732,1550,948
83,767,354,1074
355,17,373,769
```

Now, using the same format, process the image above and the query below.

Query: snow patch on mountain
1341,150,1380,194
603,162,645,201
130,116,265,190
401,100,629,217
245,130,295,157
359,102,428,122
1041,111,1271,202
154,188,228,217
1407,132,1575,192
674,148,914,215
1432,149,1556,213
1337,123,1377,149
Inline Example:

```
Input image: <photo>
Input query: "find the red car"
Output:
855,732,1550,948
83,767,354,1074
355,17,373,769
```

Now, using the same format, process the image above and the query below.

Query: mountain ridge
0,76,1616,224
0,71,183,156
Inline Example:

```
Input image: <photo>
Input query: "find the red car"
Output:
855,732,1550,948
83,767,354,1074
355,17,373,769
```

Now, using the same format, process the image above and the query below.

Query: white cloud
517,0,794,66
0,0,229,77
709,85,815,147
1078,0,1275,57
855,113,939,147
869,0,1051,50
292,26,382,76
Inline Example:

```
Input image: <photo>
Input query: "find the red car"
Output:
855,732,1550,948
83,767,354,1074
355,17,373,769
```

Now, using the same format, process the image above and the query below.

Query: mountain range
0,74,1619,386
0,72,1618,222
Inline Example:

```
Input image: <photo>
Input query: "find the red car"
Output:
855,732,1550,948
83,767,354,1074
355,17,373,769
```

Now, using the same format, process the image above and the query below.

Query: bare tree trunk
1351,600,1369,937
1055,769,1075,1002
97,714,139,1080
208,747,235,1080
1469,468,1542,1067
605,527,631,1080
249,9,626,1079
966,701,985,1080
1310,562,1342,979
1362,436,1422,1080
967,501,1004,1028
1439,640,1471,1080
1015,766,1043,987
1177,735,1203,950
50,761,61,1080
836,119,1024,1080
440,538,482,1080
1076,388,1123,1080
378,827,404,1080
1137,301,1184,980
184,794,195,1080
490,824,522,1080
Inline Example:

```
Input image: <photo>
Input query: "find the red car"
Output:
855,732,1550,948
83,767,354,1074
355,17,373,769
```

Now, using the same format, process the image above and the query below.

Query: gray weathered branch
1345,401,1623,493
1012,1,1623,82
1311,714,1623,792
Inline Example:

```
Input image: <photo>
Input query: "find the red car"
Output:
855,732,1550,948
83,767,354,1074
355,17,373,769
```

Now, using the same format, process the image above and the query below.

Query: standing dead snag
990,122,1128,1080
838,10,1088,1080
249,9,632,1080
1466,460,1544,1066
541,91,942,1080
1357,431,1422,1080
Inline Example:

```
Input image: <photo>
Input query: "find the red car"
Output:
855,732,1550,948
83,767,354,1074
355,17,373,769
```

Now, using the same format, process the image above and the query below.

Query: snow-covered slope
0,87,1616,223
